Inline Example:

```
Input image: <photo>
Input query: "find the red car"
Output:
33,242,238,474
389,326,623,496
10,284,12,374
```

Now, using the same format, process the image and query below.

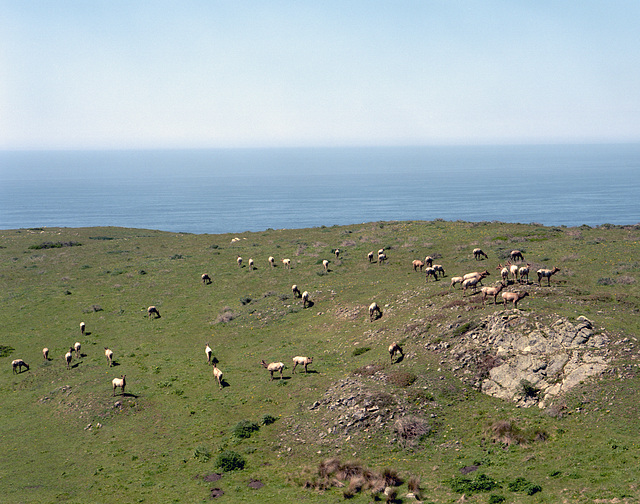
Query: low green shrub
261,414,277,426
507,477,542,495
519,379,540,399
232,420,260,439
352,347,370,356
453,321,476,337
28,241,82,250
447,473,501,495
193,445,211,463
0,345,15,358
215,451,246,472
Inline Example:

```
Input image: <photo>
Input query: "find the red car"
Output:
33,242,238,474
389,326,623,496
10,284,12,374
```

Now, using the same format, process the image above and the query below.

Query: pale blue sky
1,1,639,149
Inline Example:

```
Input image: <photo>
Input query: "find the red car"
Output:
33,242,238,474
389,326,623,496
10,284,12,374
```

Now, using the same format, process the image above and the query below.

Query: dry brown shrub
381,467,403,487
336,461,366,481
486,420,526,446
345,475,367,497
387,371,416,387
476,354,503,380
318,458,342,478
367,391,395,409
407,475,421,493
352,363,384,377
215,307,236,324
369,477,387,495
394,416,430,447
307,458,404,499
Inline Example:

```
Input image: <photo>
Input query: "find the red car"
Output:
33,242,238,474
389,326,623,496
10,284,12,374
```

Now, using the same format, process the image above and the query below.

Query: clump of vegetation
367,391,395,409
407,476,422,499
82,304,103,313
507,477,542,495
486,420,548,446
352,347,371,356
232,420,260,439
261,414,277,426
240,297,252,305
304,458,403,498
447,473,501,495
387,370,416,387
89,236,114,240
169,254,184,260
215,307,237,324
453,321,476,337
394,416,430,447
0,345,15,358
381,467,403,487
28,241,82,250
215,451,246,472
519,379,540,399
352,363,384,376
488,495,506,503
597,277,616,285
193,445,211,463
486,420,526,446
476,354,502,380
407,389,435,403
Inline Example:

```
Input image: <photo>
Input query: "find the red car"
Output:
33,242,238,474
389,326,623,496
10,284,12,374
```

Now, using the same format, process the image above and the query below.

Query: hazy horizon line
2,140,640,153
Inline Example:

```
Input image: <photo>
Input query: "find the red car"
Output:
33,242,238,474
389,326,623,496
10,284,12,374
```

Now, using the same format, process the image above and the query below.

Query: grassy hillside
1,221,639,504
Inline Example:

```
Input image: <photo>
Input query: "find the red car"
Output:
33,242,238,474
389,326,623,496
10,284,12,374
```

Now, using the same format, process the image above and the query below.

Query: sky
1,1,639,150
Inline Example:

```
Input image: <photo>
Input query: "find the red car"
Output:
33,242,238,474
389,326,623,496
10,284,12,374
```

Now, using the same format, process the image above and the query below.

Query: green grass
1,221,639,503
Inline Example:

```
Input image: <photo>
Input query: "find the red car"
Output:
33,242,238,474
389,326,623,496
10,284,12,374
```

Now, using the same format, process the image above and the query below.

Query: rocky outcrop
453,312,609,407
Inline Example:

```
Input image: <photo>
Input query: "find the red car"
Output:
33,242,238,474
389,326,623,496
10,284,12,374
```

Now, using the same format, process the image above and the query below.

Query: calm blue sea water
1,145,639,234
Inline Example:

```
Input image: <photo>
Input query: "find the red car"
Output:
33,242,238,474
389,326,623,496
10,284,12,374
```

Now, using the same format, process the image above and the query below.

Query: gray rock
465,312,609,407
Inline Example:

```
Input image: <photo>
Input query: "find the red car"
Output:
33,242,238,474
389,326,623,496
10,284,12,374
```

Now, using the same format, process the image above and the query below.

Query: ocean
1,144,639,234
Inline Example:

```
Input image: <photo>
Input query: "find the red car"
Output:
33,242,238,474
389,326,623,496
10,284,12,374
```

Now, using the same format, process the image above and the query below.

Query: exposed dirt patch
209,487,224,498
202,473,222,482
248,478,264,489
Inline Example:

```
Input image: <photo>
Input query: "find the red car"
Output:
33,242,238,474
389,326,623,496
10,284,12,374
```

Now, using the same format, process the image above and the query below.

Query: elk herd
9,236,562,402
